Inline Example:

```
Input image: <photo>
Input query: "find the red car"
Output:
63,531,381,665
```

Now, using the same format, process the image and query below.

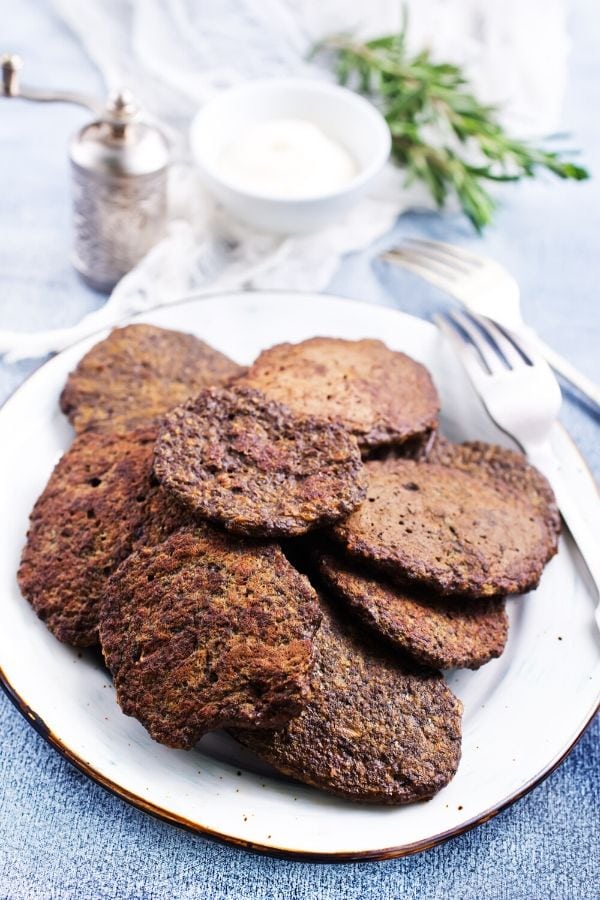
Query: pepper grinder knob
106,89,139,120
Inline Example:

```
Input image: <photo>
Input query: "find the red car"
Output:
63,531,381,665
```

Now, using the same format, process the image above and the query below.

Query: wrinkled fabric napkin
0,0,569,361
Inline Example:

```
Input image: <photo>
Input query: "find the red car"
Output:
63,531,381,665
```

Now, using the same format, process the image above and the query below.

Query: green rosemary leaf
316,25,589,230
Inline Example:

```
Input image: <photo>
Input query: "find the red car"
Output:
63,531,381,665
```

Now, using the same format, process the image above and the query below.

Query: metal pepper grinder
2,54,169,292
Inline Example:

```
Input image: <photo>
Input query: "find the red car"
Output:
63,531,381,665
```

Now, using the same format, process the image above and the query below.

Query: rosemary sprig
316,28,589,231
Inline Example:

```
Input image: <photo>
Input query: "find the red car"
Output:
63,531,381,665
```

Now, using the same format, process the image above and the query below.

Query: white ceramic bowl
190,79,391,234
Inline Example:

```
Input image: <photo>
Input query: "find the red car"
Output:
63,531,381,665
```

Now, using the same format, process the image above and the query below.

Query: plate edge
1,665,598,863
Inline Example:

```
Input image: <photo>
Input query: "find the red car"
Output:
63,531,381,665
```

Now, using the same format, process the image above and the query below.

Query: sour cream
216,118,358,199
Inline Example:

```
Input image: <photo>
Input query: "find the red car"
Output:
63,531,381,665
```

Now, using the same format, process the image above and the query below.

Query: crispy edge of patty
316,551,509,670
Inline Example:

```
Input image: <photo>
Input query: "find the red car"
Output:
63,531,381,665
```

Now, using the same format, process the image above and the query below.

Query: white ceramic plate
1,292,599,861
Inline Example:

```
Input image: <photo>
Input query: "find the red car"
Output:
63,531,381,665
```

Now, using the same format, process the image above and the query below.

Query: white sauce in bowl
216,118,358,199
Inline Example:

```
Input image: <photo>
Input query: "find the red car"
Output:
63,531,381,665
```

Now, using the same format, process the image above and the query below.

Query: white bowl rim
189,77,392,204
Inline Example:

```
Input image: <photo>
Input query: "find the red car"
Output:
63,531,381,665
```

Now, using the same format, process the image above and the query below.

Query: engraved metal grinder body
2,54,169,292
70,93,169,291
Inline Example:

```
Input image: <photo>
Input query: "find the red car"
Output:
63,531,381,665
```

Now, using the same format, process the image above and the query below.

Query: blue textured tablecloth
1,1,599,897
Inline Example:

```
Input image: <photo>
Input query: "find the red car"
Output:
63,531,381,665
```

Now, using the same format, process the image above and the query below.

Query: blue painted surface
0,1,598,897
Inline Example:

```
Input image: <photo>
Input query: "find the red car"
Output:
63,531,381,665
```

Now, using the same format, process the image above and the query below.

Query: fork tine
467,313,527,370
447,311,506,375
401,239,474,274
488,322,546,367
390,240,473,275
483,319,561,388
380,252,459,292
404,239,486,269
434,314,490,387
382,248,460,279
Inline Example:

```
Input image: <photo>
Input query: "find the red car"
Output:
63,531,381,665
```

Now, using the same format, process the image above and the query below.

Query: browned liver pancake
153,385,366,537
242,337,439,449
427,439,561,538
60,323,244,434
100,526,322,749
332,453,558,598
18,429,158,646
317,551,508,669
18,429,194,647
232,595,462,803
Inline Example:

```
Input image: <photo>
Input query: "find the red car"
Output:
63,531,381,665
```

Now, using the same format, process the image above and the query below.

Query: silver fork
383,240,600,410
436,309,600,629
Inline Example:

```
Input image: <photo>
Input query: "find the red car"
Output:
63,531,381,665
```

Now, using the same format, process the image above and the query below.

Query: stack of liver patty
17,328,560,806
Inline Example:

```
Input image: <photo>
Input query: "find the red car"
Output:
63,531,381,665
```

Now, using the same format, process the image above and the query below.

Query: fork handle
514,326,600,410
525,440,600,609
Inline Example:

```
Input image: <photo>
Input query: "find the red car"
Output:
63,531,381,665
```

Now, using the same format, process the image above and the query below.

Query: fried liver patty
153,385,367,537
427,439,561,538
242,337,439,450
60,324,244,434
317,552,508,669
18,429,158,646
232,595,462,804
18,429,193,647
100,526,322,749
332,453,558,598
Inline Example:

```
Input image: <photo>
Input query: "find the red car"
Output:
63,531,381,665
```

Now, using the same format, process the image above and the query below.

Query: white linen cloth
0,0,569,361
